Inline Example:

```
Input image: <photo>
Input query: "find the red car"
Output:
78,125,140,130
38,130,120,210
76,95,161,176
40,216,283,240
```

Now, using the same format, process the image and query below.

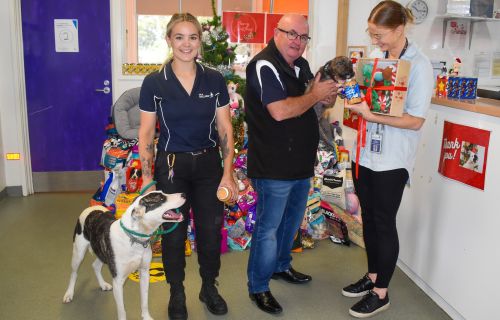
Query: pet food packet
320,169,346,210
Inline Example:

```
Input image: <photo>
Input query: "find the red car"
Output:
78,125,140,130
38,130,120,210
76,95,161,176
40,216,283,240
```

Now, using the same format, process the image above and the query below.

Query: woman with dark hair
138,13,238,320
341,1,433,318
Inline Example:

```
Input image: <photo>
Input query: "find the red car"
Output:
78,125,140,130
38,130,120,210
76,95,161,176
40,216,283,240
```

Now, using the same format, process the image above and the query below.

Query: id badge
370,132,383,153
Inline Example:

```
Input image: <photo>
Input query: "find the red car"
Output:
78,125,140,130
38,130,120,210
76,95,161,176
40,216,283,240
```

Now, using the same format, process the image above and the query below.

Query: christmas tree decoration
200,0,237,71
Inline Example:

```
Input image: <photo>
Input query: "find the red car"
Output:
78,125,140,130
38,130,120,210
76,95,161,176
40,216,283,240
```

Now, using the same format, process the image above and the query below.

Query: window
124,0,308,69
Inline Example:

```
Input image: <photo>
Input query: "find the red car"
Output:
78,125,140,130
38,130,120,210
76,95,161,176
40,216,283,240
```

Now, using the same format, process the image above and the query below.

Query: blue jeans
247,178,310,293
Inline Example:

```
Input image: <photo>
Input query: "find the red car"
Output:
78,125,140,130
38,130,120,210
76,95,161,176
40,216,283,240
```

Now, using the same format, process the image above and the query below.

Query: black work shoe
271,267,312,284
349,290,390,318
199,282,228,315
168,284,187,320
249,291,283,314
342,274,375,297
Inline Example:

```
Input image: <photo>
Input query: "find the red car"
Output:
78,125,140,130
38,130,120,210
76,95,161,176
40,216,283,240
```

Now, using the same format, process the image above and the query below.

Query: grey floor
0,193,451,320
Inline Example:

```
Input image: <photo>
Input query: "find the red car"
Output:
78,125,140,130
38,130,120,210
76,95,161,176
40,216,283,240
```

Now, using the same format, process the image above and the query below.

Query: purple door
21,0,112,172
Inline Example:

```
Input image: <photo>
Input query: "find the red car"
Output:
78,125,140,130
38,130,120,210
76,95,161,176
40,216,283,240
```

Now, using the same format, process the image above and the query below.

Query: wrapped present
237,188,257,212
446,76,477,99
221,227,229,254
306,191,321,214
356,58,411,117
100,137,136,170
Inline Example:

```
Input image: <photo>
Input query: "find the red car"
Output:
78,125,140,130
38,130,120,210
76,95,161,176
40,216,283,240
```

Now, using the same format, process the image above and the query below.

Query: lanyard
385,38,408,59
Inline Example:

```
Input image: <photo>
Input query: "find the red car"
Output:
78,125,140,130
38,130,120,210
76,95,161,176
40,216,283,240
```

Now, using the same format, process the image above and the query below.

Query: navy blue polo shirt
139,61,230,152
248,60,301,108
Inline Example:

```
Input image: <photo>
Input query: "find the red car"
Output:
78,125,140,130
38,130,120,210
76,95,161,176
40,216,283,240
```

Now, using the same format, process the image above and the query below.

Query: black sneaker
349,290,390,318
342,274,374,297
199,281,228,315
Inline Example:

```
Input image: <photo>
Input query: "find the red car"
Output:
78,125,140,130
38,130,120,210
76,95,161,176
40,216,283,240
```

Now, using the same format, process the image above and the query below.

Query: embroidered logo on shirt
198,92,215,99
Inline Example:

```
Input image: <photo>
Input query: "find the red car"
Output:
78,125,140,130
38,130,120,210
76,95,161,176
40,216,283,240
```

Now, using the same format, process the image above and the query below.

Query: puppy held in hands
318,56,355,83
307,56,355,105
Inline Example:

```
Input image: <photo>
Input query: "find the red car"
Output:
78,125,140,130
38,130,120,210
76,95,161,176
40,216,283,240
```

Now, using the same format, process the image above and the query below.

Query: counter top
431,96,500,118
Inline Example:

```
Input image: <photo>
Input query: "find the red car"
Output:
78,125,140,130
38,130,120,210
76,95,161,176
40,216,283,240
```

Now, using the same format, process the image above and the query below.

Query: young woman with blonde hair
138,13,237,320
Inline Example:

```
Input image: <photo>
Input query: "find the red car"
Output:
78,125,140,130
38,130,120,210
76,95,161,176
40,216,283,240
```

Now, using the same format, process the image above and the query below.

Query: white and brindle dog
63,191,185,320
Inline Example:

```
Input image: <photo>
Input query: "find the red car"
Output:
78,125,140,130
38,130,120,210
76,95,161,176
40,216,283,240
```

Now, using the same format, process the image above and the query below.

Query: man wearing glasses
245,14,337,314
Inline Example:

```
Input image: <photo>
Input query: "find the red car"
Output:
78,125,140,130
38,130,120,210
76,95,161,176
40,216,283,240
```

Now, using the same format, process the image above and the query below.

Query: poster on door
54,19,79,52
438,121,490,190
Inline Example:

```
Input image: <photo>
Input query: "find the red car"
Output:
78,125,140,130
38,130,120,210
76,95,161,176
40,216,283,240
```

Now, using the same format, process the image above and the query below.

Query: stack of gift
223,150,258,251
446,77,477,99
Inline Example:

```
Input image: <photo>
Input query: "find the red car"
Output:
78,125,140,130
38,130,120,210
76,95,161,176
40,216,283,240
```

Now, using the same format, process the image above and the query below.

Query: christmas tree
201,0,236,70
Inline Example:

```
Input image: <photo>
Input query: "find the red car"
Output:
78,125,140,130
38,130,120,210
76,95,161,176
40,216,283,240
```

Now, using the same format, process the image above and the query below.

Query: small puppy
311,56,355,150
317,56,355,82
63,191,185,320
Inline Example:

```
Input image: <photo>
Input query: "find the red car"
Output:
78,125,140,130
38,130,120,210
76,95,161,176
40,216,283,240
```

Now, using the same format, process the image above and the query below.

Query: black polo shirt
139,61,230,152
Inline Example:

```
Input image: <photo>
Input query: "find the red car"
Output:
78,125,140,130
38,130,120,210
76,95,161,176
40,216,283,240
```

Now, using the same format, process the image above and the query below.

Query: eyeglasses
366,29,394,41
276,28,311,44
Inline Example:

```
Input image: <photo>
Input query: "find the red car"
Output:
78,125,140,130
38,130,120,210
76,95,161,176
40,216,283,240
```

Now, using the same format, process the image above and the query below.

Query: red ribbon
359,85,408,92
354,59,380,179
355,117,366,179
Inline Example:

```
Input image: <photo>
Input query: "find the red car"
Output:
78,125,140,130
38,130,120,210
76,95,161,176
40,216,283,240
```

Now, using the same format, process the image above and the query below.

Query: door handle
96,86,111,94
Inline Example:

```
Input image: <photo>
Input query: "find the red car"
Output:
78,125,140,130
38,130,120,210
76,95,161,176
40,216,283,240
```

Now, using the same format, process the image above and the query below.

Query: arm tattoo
220,133,229,160
145,143,154,155
141,158,153,178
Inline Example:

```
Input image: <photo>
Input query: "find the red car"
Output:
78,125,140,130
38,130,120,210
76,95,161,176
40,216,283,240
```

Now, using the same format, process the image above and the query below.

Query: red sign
265,13,284,43
222,12,265,43
438,121,490,190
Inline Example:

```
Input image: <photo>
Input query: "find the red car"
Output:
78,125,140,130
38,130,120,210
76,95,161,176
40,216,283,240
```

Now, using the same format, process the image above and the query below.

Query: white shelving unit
435,14,500,49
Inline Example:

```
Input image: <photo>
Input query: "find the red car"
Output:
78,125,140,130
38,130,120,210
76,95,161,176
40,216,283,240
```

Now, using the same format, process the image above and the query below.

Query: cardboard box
355,58,411,117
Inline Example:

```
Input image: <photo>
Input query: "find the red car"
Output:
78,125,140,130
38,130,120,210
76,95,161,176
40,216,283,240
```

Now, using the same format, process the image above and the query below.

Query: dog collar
120,220,154,238
119,208,182,247
119,220,154,248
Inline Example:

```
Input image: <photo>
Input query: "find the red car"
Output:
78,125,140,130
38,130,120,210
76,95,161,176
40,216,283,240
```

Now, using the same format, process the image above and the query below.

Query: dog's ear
131,205,146,219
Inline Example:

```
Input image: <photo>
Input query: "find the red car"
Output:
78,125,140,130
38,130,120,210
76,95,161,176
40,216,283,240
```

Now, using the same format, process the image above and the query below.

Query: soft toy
449,57,462,77
227,81,243,116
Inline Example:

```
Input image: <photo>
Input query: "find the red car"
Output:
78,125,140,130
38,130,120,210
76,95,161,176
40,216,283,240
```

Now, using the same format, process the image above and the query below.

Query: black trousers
352,163,408,289
155,148,224,284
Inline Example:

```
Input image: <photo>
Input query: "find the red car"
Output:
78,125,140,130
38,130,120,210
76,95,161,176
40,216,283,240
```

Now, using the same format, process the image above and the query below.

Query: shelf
435,15,500,49
436,14,500,22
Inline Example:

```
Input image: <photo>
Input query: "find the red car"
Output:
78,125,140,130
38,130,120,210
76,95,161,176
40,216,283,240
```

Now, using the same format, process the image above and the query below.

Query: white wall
0,111,5,192
307,0,338,72
0,0,29,194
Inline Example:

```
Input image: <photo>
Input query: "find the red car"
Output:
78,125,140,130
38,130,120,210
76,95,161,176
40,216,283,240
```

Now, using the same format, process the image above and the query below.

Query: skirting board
32,171,103,192
0,186,23,200
397,259,464,320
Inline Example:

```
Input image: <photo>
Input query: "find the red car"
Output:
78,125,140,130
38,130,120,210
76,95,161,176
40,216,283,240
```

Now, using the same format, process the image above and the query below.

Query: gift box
446,76,477,99
355,58,411,117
